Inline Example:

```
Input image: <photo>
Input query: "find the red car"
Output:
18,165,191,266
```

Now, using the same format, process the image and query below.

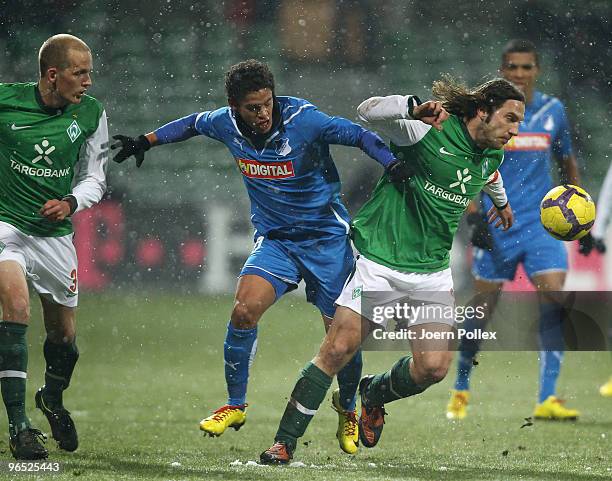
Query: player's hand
412,101,449,131
466,213,494,251
487,203,513,231
386,160,415,189
578,232,607,256
111,134,151,167
39,199,71,222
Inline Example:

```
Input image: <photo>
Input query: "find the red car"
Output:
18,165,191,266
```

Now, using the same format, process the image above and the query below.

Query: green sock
275,362,332,452
0,321,30,436
364,356,426,406
42,337,79,408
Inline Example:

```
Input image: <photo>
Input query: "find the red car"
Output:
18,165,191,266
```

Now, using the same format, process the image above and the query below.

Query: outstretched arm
112,112,203,167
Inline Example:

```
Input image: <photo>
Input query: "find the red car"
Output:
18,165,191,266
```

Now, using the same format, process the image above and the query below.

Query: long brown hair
432,75,524,120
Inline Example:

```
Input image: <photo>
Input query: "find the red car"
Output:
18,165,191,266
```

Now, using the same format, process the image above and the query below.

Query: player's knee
324,338,358,372
46,325,76,344
230,302,260,329
1,295,30,322
413,358,449,385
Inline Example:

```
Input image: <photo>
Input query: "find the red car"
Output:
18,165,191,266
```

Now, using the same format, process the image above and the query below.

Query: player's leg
526,236,578,420
201,236,298,436
27,232,80,452
302,235,361,453
447,245,516,420
0,261,48,459
36,297,79,451
261,305,367,464
359,323,454,447
357,267,455,447
0,222,48,459
531,272,579,419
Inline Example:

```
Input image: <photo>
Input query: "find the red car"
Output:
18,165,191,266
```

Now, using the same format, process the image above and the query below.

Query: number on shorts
69,269,78,293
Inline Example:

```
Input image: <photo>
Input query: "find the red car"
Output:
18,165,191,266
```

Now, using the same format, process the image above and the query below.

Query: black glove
578,232,607,256
387,160,415,190
111,134,151,167
467,212,494,251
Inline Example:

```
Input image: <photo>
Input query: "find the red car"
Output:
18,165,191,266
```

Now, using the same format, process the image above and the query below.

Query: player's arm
357,95,448,146
112,112,208,167
311,107,414,186
482,170,513,231
40,110,110,222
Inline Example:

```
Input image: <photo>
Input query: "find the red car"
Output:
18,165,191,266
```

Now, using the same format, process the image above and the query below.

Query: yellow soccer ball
540,185,596,241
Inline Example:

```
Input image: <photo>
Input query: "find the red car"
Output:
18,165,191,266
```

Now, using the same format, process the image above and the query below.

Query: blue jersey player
447,40,586,421
112,60,408,454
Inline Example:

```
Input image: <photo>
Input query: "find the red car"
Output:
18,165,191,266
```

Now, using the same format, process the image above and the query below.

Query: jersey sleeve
71,110,109,213
357,95,431,146
481,170,508,208
552,100,574,159
194,111,223,141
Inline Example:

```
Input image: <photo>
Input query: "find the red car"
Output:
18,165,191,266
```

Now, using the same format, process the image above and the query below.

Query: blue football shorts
240,233,354,318
472,229,568,282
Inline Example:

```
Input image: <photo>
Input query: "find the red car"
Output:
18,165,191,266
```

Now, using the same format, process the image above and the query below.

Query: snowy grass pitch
4,293,610,480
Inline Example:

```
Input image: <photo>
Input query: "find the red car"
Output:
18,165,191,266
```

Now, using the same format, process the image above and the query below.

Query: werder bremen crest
67,120,82,143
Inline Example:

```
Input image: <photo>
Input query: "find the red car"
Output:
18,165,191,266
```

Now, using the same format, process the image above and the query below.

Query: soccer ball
540,185,596,241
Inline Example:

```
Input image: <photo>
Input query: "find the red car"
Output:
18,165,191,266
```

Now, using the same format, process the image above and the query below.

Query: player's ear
46,67,58,83
476,107,488,122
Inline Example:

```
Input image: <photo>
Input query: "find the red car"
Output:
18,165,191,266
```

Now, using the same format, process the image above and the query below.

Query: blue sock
455,350,475,391
454,309,482,391
337,349,362,411
538,302,564,403
224,322,258,407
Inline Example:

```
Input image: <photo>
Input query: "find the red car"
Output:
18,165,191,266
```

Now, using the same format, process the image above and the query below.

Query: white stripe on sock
0,370,27,379
290,397,317,416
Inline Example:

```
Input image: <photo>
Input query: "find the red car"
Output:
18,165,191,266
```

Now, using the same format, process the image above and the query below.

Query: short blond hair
39,34,90,77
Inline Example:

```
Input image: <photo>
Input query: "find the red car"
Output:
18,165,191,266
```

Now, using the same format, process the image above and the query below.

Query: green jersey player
0,34,108,459
260,77,524,464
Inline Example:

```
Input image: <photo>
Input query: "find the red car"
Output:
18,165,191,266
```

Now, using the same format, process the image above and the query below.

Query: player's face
234,89,274,135
51,49,93,106
500,52,539,98
477,99,525,150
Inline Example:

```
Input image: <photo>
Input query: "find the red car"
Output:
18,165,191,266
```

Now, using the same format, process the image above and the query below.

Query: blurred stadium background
2,0,610,294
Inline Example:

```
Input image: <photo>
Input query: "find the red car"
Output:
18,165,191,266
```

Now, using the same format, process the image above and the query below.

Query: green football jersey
352,114,503,273
0,82,105,236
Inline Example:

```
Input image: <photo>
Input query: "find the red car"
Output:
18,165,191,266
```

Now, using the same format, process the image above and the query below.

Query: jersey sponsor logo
274,138,292,156
449,168,472,194
66,120,82,143
424,180,470,207
439,146,457,157
32,139,55,165
236,158,295,179
504,133,551,152
10,159,71,178
10,123,32,130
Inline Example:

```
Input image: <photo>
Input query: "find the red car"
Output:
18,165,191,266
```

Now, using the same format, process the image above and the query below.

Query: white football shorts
335,253,455,328
0,221,78,307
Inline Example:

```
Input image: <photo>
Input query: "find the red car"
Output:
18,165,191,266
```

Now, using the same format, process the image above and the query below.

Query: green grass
2,293,610,480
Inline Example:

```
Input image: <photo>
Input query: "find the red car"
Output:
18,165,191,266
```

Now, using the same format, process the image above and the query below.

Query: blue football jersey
482,91,574,240
192,96,373,238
